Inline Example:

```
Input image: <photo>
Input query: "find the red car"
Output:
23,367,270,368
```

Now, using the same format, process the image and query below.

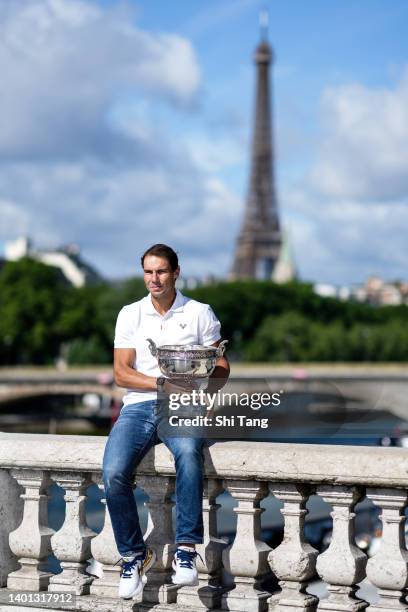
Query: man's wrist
156,376,166,392
207,365,229,393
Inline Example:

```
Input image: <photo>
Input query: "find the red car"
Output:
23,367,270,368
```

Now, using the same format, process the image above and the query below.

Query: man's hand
207,339,230,393
162,378,201,396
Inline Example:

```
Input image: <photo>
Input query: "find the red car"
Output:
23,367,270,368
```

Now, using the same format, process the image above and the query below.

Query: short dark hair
141,244,179,271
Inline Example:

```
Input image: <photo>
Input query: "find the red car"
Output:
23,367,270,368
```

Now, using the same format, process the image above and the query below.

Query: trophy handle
216,339,228,358
146,338,158,357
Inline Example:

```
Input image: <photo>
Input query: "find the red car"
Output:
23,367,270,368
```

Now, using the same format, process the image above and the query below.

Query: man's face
143,255,179,299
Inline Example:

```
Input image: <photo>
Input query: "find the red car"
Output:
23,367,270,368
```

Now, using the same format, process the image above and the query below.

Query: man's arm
114,348,157,390
114,348,196,394
206,339,230,393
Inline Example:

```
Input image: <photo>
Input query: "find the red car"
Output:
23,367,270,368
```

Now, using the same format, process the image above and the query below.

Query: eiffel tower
231,18,282,280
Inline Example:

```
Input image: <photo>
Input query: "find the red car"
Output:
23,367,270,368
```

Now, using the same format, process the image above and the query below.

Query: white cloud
183,134,245,173
0,0,243,279
0,155,241,278
0,0,201,159
309,69,408,201
0,199,30,236
286,195,407,284
282,69,408,284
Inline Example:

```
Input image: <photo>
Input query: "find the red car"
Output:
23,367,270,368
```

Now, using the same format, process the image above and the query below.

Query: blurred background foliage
1,258,407,365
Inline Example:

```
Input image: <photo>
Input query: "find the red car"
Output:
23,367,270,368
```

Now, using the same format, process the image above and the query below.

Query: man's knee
103,463,134,494
171,439,204,466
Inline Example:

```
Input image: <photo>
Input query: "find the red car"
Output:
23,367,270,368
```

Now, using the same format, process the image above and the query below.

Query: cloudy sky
0,0,407,285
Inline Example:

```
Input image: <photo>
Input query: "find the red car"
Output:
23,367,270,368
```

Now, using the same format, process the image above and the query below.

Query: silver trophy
146,338,228,383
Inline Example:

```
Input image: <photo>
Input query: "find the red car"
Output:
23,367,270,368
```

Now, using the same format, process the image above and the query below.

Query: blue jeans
102,399,205,557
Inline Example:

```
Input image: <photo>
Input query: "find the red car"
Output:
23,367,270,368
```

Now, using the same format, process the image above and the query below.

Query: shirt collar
143,289,185,316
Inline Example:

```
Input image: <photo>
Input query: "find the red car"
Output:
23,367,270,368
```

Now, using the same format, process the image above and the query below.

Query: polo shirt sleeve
114,306,136,349
198,305,221,345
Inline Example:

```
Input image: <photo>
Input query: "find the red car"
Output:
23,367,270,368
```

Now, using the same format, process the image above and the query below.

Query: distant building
399,282,408,301
363,276,403,306
313,283,338,299
231,19,282,280
272,228,296,284
176,274,217,291
4,236,31,261
4,236,101,288
313,275,407,306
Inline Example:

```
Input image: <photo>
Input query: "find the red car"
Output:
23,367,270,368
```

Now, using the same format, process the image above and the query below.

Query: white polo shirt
114,289,221,405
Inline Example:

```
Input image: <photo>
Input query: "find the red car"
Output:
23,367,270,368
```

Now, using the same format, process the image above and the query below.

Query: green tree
96,277,147,345
61,335,112,365
2,266,407,365
244,312,313,362
0,258,69,364
59,277,148,365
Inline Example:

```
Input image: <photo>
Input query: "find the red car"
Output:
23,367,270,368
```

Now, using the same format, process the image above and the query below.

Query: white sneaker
171,547,201,586
118,548,156,599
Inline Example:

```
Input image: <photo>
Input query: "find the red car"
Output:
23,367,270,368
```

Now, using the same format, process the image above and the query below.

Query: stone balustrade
0,432,407,611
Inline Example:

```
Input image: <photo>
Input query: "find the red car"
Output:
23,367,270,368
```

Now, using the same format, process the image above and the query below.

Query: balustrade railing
0,432,407,611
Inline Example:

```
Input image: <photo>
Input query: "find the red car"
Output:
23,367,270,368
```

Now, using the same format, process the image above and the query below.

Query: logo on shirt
179,323,187,329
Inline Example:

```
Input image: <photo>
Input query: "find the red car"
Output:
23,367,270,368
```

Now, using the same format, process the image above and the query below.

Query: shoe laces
118,556,143,578
175,548,203,569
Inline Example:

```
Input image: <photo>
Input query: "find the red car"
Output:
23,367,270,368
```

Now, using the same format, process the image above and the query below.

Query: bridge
0,365,407,419
0,382,122,404
0,364,408,430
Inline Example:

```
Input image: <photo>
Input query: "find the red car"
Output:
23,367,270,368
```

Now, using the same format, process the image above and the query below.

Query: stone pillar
268,483,318,612
316,486,368,612
138,474,177,605
48,472,96,595
89,473,121,598
177,478,226,610
0,469,23,586
7,469,54,591
222,479,272,612
366,487,408,611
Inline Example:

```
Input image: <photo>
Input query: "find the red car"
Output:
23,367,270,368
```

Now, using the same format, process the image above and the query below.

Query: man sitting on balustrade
102,243,230,600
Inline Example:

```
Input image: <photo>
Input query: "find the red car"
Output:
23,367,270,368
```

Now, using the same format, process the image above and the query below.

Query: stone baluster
7,469,54,591
48,472,96,595
89,473,122,598
138,474,177,605
222,479,272,612
366,487,408,611
0,469,23,586
268,483,318,612
177,478,226,610
316,485,368,612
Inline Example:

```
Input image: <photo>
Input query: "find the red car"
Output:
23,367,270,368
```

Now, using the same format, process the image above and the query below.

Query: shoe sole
171,576,199,586
120,549,157,600
132,549,156,599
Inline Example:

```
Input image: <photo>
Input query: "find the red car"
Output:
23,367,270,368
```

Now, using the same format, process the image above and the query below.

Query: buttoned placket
144,290,185,339
159,310,172,334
